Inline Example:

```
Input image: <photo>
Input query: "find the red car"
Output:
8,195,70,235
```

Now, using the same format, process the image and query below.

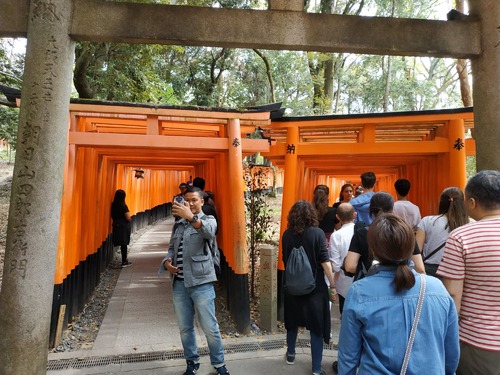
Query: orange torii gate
52,100,272,338
49,102,475,340
261,107,475,270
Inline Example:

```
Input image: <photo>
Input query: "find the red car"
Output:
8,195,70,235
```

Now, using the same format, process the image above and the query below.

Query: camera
174,195,184,204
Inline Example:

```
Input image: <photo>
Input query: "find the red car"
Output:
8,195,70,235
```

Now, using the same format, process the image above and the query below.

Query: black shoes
285,351,296,365
121,261,132,268
183,360,200,375
332,360,338,374
215,365,230,374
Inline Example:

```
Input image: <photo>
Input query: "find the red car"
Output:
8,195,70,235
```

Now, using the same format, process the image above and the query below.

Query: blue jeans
287,327,323,373
172,280,225,366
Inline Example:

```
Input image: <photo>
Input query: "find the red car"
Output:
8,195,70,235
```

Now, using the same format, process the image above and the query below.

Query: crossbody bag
400,274,426,375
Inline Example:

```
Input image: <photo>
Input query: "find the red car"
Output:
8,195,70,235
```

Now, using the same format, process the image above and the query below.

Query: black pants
120,245,128,264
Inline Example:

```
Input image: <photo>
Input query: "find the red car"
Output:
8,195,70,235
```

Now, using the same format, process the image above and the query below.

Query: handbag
400,274,426,375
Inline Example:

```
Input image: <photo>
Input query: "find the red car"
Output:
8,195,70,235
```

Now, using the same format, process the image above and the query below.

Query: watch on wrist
190,214,199,223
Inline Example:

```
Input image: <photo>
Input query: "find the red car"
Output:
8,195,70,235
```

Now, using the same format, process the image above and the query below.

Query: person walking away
338,214,459,375
111,189,132,268
393,178,421,232
193,176,218,223
329,203,356,375
415,187,469,277
329,203,356,316
312,186,336,247
438,170,500,375
159,187,229,375
282,200,336,375
350,172,376,224
343,192,425,279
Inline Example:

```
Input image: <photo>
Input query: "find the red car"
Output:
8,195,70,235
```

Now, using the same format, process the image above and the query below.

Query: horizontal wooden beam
68,132,269,153
0,0,481,58
264,137,449,156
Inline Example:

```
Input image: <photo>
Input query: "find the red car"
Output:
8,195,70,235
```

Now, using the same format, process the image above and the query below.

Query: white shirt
329,222,355,297
393,200,421,231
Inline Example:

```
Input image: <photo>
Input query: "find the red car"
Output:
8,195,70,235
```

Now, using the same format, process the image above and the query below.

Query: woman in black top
111,189,132,267
282,200,335,375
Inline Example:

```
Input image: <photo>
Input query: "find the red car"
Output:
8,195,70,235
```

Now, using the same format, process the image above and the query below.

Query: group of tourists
111,169,500,375
284,170,500,375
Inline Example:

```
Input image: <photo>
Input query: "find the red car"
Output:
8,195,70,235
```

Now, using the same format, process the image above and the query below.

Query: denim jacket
158,213,217,288
338,265,459,375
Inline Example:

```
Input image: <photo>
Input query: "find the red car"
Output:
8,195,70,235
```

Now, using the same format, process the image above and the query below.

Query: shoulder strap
422,242,446,262
400,274,426,375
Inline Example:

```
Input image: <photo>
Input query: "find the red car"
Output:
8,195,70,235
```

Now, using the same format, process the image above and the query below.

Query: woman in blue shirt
338,214,459,375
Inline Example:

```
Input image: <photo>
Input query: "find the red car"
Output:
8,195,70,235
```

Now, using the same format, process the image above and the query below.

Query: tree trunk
324,56,334,113
456,0,473,106
253,49,276,103
73,45,95,99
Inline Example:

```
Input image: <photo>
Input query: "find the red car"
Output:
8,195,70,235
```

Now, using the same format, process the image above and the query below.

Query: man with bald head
329,203,357,375
329,203,357,315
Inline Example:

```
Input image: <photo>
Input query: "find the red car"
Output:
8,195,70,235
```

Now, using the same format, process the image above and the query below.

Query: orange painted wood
278,126,299,270
227,119,248,274
448,119,467,190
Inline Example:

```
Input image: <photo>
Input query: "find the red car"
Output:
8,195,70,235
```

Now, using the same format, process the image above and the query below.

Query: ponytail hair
368,214,415,292
438,187,468,231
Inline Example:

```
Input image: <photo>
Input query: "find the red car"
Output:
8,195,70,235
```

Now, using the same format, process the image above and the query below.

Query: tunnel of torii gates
12,100,476,344
2,1,500,373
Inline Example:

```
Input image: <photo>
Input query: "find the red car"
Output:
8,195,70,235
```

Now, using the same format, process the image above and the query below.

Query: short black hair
465,170,500,210
361,172,376,189
369,192,394,217
193,177,206,190
394,178,411,197
185,186,204,199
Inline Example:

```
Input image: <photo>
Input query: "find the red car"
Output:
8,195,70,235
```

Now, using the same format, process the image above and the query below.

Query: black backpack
284,245,316,296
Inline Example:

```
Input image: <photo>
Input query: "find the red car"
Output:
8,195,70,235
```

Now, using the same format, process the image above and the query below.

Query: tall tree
455,0,472,106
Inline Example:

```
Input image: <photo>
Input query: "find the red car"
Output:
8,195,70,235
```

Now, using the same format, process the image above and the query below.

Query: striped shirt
176,236,184,280
437,218,500,351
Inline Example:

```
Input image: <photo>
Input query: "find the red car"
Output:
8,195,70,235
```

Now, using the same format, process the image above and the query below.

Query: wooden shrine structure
39,100,475,343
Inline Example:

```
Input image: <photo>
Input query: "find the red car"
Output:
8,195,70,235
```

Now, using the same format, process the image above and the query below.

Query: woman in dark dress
313,186,336,246
282,200,336,375
111,189,132,268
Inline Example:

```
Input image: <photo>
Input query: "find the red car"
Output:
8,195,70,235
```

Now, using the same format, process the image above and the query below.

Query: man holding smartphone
160,187,229,375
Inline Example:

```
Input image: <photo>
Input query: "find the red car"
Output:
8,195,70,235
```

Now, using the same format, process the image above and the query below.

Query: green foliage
244,162,276,298
0,106,19,150
0,39,24,90
466,156,476,179
3,1,467,117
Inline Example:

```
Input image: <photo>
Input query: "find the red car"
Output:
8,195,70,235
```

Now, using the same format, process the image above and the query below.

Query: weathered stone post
469,1,500,171
0,1,75,374
259,244,278,332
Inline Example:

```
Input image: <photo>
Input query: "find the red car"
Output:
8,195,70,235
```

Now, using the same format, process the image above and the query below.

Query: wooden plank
54,305,66,348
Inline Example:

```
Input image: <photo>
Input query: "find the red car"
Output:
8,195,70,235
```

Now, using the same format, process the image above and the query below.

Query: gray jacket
159,212,217,287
